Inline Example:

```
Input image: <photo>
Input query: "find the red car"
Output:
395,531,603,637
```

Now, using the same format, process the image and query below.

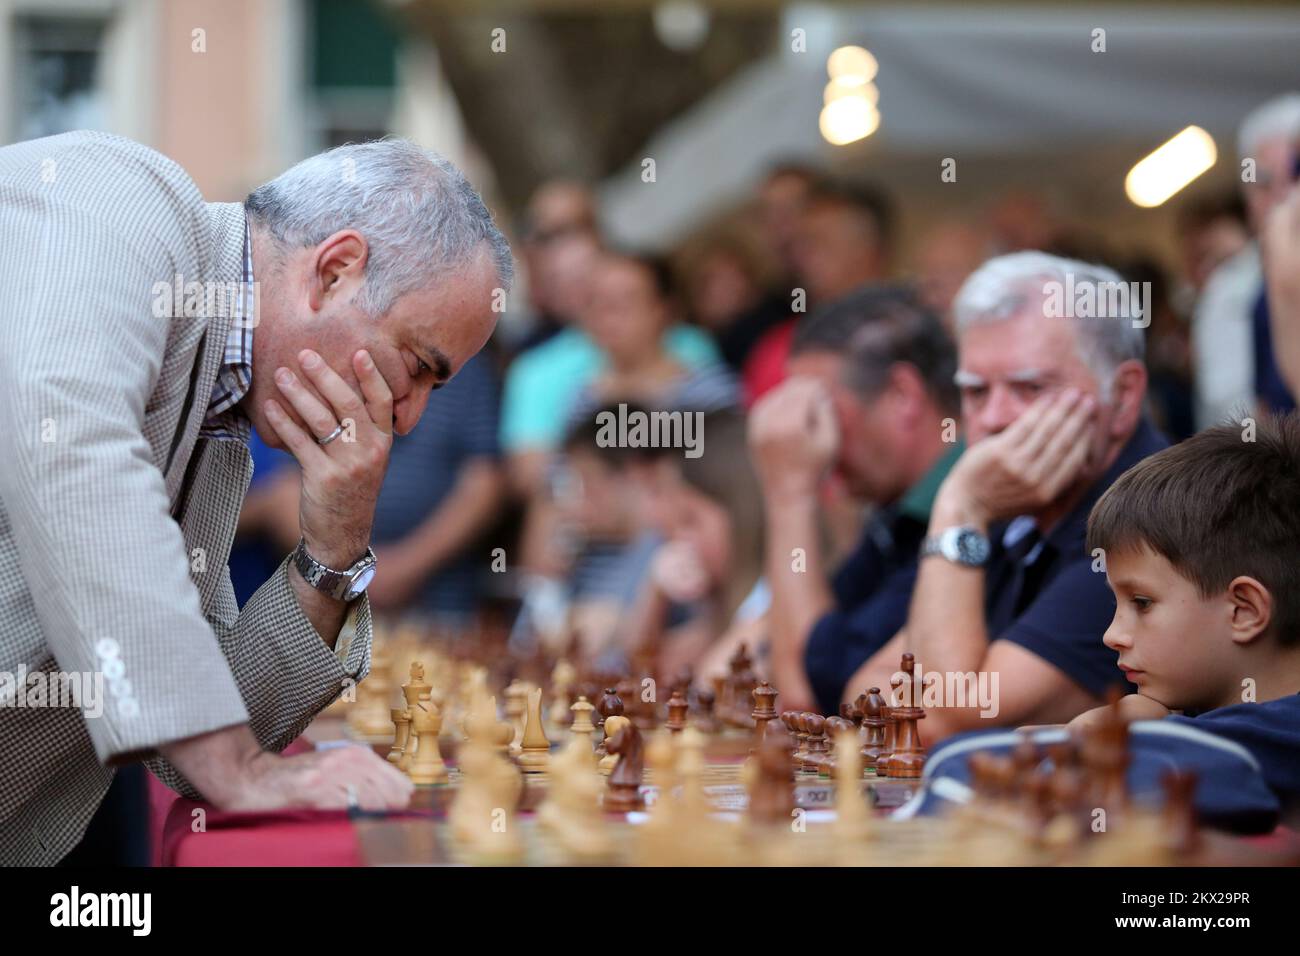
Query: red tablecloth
149,737,365,866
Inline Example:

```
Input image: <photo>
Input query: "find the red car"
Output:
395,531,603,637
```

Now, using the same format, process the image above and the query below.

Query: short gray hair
245,138,514,314
953,251,1145,397
1238,93,1300,161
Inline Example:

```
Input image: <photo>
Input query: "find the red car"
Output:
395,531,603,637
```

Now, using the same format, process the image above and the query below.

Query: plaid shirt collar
200,215,255,442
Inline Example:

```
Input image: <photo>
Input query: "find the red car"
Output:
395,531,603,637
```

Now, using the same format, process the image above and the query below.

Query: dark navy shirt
371,353,501,617
1171,694,1300,817
804,443,963,715
985,418,1167,696
1252,287,1297,415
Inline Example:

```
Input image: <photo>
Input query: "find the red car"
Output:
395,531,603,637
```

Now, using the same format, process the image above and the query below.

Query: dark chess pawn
666,689,689,734
694,687,721,734
859,687,889,771
603,719,646,813
886,654,926,779
803,714,830,774
751,680,779,740
780,712,803,770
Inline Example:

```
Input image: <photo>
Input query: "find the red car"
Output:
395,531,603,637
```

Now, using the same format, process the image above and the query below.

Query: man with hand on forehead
844,253,1166,738
0,132,510,864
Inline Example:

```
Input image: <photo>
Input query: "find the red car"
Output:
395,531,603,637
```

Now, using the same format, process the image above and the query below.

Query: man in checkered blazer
0,131,511,864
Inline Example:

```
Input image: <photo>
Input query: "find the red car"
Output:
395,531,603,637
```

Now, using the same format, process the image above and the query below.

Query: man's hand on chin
933,388,1095,530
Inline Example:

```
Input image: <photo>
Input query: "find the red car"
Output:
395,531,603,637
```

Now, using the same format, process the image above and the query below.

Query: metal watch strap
291,540,374,601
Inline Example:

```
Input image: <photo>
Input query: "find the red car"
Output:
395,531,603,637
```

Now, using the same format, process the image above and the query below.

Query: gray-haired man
0,131,510,864
845,252,1166,740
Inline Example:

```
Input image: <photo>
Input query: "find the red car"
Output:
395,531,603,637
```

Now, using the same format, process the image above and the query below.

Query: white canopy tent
598,3,1300,253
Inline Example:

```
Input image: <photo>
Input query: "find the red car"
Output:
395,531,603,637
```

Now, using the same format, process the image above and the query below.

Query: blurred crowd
230,91,1300,717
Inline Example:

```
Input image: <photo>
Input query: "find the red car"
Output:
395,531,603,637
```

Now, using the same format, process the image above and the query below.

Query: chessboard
303,625,1300,868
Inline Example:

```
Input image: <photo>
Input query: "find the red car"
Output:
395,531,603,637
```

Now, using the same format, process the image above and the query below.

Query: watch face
346,565,377,599
956,529,991,565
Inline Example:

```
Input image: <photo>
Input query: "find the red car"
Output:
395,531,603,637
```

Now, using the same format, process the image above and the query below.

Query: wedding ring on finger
317,423,344,446
345,784,359,810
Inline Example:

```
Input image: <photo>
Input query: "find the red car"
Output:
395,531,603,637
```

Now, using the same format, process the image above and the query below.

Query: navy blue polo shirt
804,442,963,715
371,352,501,618
985,418,1167,696
1171,694,1300,817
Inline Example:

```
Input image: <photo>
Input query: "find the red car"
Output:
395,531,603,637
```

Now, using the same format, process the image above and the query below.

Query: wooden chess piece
665,689,689,733
804,714,829,774
859,688,888,770
1160,769,1200,857
503,679,529,756
823,716,856,778
517,686,552,773
726,644,758,727
604,718,646,812
448,735,523,864
750,680,779,741
694,687,721,734
569,695,597,754
598,715,630,775
876,676,903,776
548,658,577,730
711,674,731,727
885,654,926,778
537,736,613,862
784,712,808,771
388,707,411,766
595,687,624,759
408,695,449,785
748,722,795,826
1081,688,1131,818
394,661,432,773
832,725,871,840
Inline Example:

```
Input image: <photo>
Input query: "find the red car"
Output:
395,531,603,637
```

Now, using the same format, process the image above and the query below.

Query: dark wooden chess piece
726,644,758,727
595,687,624,759
886,654,926,779
1080,687,1130,818
748,722,796,826
694,687,721,734
803,713,829,774
604,720,646,812
665,688,689,733
711,674,730,728
1161,769,1199,857
876,678,901,777
859,687,889,771
751,680,779,741
780,712,802,770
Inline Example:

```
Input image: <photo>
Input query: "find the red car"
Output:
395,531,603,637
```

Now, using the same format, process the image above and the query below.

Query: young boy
1071,415,1300,817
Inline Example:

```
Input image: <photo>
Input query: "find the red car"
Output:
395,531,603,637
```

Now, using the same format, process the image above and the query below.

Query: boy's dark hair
790,283,960,414
1087,414,1300,646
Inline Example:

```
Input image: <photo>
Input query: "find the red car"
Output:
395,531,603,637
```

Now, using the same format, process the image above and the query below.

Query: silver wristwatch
290,539,377,602
920,526,991,568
